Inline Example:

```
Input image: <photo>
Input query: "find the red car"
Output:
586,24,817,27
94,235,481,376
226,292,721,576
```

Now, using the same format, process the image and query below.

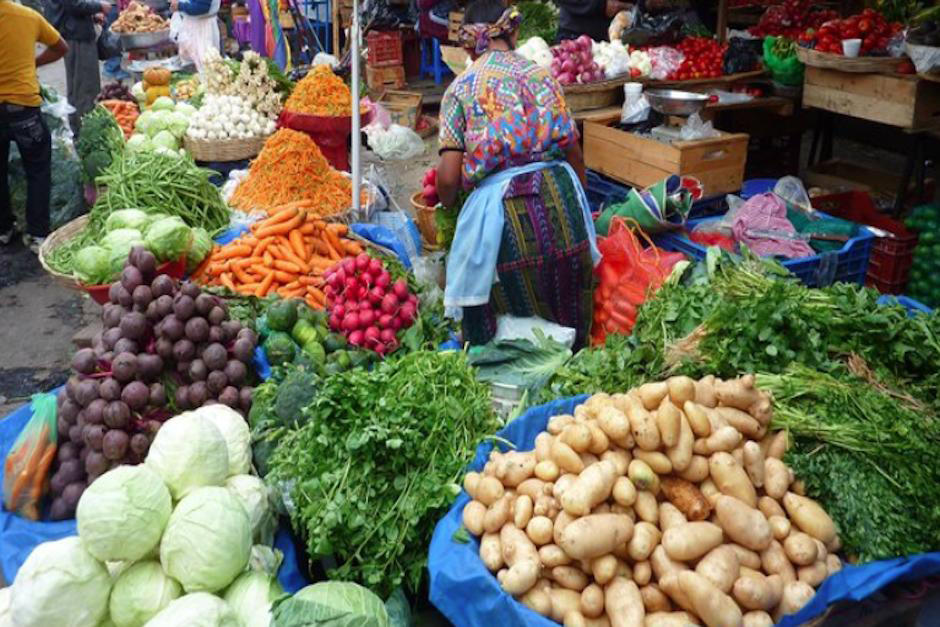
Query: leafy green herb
517,1,559,44
75,106,124,182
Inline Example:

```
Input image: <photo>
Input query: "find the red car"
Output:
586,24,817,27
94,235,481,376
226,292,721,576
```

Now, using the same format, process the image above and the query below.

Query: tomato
858,18,872,34
842,25,860,39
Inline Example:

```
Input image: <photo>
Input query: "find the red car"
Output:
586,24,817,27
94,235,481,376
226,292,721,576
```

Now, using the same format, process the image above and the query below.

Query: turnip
348,330,364,346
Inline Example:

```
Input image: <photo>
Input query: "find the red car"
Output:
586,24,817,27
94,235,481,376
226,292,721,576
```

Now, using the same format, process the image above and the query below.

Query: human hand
100,1,112,14
605,0,630,18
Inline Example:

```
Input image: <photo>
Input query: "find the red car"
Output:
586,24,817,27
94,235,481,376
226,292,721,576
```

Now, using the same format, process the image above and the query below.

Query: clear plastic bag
774,175,813,213
3,393,58,520
364,124,426,160
679,113,719,140
494,316,576,348
177,14,220,73
620,85,650,124
647,46,684,80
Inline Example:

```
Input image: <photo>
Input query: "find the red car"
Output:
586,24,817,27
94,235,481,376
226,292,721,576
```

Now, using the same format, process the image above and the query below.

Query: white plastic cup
624,82,643,98
842,39,861,58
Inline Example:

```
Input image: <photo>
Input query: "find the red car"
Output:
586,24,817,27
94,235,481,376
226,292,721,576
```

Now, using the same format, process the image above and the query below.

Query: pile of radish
324,254,419,355
551,35,605,86
422,167,439,207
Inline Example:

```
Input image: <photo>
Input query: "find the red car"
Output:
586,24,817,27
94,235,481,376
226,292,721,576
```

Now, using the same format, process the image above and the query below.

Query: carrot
256,272,275,297
307,286,327,305
231,263,254,285
257,207,299,230
308,238,331,257
299,223,316,235
9,439,45,508
298,275,322,286
310,255,336,271
326,223,349,237
255,212,305,238
273,260,301,273
344,240,364,256
313,219,328,231
269,244,288,260
28,445,57,507
220,272,236,292
281,249,311,274
254,237,274,257
263,251,274,267
215,245,252,260
273,270,297,283
289,230,307,259
208,262,229,276
323,229,343,260
280,287,307,298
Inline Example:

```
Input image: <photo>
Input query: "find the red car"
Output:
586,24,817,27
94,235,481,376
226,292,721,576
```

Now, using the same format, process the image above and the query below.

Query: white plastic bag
169,11,183,43
620,84,649,124
495,316,576,348
177,14,220,73
312,52,340,69
679,113,719,140
364,124,426,160
906,42,940,74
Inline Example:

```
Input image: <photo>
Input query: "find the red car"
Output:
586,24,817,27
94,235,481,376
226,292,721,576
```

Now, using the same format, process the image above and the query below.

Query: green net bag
763,36,804,86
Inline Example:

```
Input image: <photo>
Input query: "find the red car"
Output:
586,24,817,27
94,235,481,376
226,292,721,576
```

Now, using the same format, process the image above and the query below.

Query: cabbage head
223,571,285,627
175,101,196,116
166,111,190,139
151,130,178,151
144,411,229,500
225,474,274,543
192,405,251,476
76,465,171,562
135,110,154,133
186,227,212,273
126,133,152,153
102,228,145,275
74,245,112,285
105,209,151,233
109,561,181,627
271,582,390,627
10,536,112,627
145,110,171,138
160,486,252,593
143,593,241,627
145,216,192,263
151,96,175,112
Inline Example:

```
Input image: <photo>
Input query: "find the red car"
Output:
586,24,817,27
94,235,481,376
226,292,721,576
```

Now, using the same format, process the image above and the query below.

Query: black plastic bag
723,37,761,75
97,25,121,61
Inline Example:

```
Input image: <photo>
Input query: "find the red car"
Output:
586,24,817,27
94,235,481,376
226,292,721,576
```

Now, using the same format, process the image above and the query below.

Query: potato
518,478,547,501
715,407,762,439
826,535,841,553
587,422,612,456
561,422,594,453
628,522,662,561
635,491,659,523
768,516,791,541
640,584,671,613
522,515,552,545
605,577,646,627
658,572,696,615
597,405,632,442
741,611,773,627
714,375,764,412
765,431,788,460
553,439,586,474
662,522,724,561
552,565,589,591
731,446,745,466
758,496,785,520
634,450,673,475
512,494,534,530
783,492,837,544
550,588,584,623
651,545,688,579
500,525,540,595
709,452,757,507
637,381,669,410
554,510,576,545
677,456,710,483
698,425,743,454
591,554,620,585
656,400,682,448
584,393,612,415
612,476,638,507
463,500,487,536
534,494,560,519
797,561,827,587
732,572,776,611
624,394,662,451
628,459,660,495
761,458,789,500
699,479,721,508
535,460,561,482
683,401,712,437
593,503,612,515
536,432,554,461
826,554,842,575
666,412,694,473
812,539,828,562
520,586,552,617
695,546,740,593
760,540,796,583
549,415,576,435
645,611,700,627
634,561,652,586
601,449,631,475
559,514,635,560
678,571,742,627
783,532,818,566
483,495,512,533
534,546,567,570
564,611,612,627
694,375,719,408
480,532,503,571
496,452,537,487
659,502,688,531
715,495,772,552
554,474,577,500
477,476,505,507
742,442,764,488
661,477,712,521
464,472,482,500
562,460,618,516
667,376,696,406
775,581,815,622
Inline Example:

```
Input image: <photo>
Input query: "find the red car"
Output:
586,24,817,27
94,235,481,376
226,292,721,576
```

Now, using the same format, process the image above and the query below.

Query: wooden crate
378,90,423,129
583,117,749,197
366,64,406,91
803,66,940,130
448,11,464,43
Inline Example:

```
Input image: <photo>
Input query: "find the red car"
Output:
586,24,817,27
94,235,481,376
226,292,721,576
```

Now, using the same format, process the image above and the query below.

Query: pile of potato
460,375,842,627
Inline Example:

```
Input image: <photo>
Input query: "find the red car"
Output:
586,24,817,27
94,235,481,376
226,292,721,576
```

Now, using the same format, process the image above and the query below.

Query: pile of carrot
3,423,56,521
229,128,359,216
100,99,139,139
192,201,364,310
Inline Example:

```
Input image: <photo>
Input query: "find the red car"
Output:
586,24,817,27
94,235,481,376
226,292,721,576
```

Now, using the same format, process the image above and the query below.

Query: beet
160,315,184,341
151,274,175,298
133,284,153,309
209,306,227,327
102,429,130,461
202,343,227,371
120,311,148,341
58,459,84,484
195,293,215,316
79,446,89,464
174,385,191,410
206,370,228,395
188,359,208,381
155,337,174,360
173,338,196,363
112,352,138,383
136,250,157,278
232,338,254,363
103,401,130,429
50,471,68,496
50,498,71,520
121,381,150,411
154,294,174,318
66,375,81,402
149,382,166,406
208,326,224,343
130,433,150,456
185,317,210,343
173,294,196,321
220,320,240,342
188,381,208,407
100,351,114,364
224,360,247,386
138,354,164,381
59,398,80,423
102,327,122,350
84,451,109,477
116,284,134,308
57,416,71,438
75,379,100,407
236,328,257,345
62,482,87,510
108,283,123,305
113,338,139,355
176,360,192,375
180,282,201,299
75,410,87,429
85,399,107,424
239,386,253,412
127,245,144,268
83,424,105,450
58,442,79,463
68,424,83,444
219,386,239,408
121,265,143,294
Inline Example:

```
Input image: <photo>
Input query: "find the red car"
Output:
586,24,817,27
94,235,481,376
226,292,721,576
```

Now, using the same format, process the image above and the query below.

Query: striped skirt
461,165,595,348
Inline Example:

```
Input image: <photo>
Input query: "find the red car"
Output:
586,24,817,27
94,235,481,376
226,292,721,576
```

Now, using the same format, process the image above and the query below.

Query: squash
145,85,171,106
143,67,171,87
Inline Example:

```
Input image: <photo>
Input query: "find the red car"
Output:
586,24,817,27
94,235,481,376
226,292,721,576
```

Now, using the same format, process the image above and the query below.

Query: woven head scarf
458,6,522,56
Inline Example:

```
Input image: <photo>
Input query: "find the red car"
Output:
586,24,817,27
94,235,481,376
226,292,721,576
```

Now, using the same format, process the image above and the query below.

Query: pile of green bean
47,152,231,274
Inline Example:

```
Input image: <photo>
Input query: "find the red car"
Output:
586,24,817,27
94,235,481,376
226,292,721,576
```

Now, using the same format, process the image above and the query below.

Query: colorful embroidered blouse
438,50,579,189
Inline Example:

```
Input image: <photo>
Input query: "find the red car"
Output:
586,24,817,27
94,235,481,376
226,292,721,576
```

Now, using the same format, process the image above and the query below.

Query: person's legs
0,111,14,242
65,39,101,133
64,40,80,131
10,108,52,240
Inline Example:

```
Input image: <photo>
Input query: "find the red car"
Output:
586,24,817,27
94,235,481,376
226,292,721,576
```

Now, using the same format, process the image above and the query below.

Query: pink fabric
731,193,816,259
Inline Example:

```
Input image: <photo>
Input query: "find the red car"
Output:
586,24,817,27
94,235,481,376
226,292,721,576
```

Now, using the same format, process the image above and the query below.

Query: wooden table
572,96,794,124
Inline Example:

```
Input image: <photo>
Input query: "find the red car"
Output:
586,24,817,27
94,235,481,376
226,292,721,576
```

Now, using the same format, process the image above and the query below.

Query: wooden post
332,0,340,55
717,0,728,44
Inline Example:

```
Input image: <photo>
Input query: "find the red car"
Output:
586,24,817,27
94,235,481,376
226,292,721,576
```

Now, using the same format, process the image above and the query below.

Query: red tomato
858,18,872,34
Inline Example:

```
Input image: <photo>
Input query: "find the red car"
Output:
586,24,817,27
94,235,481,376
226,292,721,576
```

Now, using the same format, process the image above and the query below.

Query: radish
344,276,360,292
342,313,360,332
333,304,346,319
333,267,346,285
348,330,364,347
380,328,396,344
359,271,375,287
364,326,380,345
375,271,391,289
390,316,403,331
329,312,342,331
392,279,409,302
378,313,394,329
407,293,418,308
341,258,355,274
355,253,370,272
359,309,375,328
367,258,383,276
399,302,416,324
368,286,385,306
374,342,388,356
381,293,398,315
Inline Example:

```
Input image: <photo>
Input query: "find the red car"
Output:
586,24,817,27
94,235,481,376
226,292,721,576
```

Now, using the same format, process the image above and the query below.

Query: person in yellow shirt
0,0,69,252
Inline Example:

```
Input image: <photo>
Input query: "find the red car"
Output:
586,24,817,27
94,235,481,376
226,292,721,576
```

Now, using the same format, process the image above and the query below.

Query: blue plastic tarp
427,397,940,627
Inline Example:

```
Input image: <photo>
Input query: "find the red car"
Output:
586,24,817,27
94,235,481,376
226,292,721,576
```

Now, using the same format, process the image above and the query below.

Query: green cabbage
126,134,152,153
151,96,175,112
223,571,285,627
144,216,192,263
225,475,274,544
101,228,144,275
74,245,112,284
146,110,172,138
76,465,172,563
175,102,196,116
151,130,178,151
10,537,112,627
192,405,251,476
186,227,212,273
105,209,150,233
134,110,153,133
144,412,229,500
159,487,252,593
271,582,390,627
143,593,241,627
108,561,181,627
166,111,190,139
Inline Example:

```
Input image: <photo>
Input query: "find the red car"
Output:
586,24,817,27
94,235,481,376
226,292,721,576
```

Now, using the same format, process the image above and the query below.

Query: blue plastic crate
654,212,875,288
877,294,934,315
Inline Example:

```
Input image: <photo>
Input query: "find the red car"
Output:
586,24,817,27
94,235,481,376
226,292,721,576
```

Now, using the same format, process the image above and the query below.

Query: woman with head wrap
436,0,600,348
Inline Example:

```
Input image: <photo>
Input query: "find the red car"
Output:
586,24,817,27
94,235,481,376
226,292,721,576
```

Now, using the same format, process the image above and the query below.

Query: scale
644,89,710,144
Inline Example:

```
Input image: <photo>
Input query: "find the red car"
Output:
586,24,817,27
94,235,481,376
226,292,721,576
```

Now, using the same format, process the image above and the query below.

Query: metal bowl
119,28,170,51
644,89,709,116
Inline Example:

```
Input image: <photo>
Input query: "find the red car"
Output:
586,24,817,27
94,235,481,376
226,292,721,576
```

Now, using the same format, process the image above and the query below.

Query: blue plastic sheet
427,396,940,627
350,223,415,269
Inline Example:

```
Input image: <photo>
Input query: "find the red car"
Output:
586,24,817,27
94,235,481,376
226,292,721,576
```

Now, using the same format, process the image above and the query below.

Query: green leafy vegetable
75,105,124,182
468,329,572,392
272,582,389,627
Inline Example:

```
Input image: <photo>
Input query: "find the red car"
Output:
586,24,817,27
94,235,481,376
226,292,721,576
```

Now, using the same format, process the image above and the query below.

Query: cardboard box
378,90,423,129
366,64,406,91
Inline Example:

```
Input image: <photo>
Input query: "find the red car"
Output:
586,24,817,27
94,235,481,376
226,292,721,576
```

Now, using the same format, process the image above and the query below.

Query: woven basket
563,76,630,112
795,47,905,74
183,134,268,162
38,214,88,290
411,191,440,251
